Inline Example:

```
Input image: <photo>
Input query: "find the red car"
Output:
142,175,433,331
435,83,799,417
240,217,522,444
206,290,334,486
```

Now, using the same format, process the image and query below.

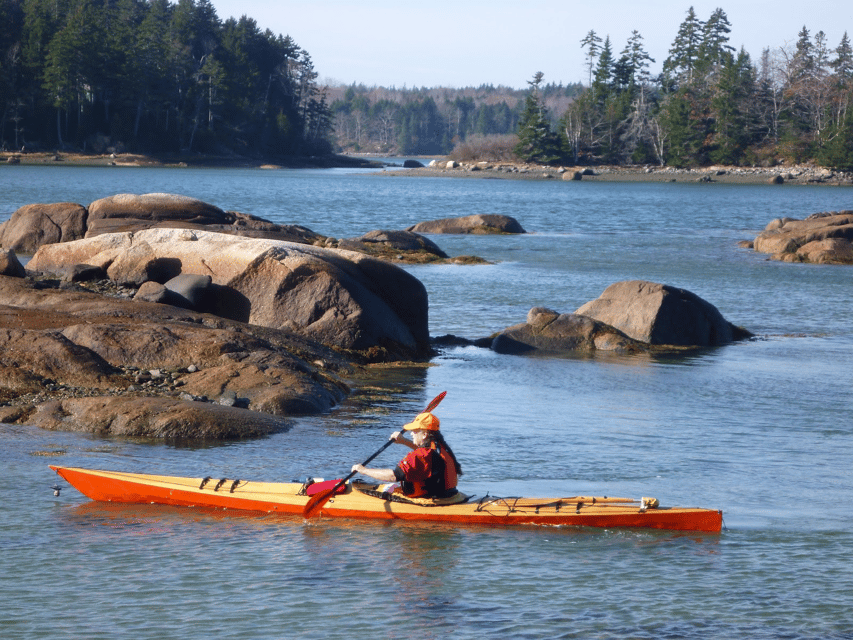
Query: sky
208,0,849,89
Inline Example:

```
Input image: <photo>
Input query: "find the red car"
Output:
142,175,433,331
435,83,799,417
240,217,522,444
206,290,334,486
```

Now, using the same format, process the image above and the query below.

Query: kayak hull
50,466,723,532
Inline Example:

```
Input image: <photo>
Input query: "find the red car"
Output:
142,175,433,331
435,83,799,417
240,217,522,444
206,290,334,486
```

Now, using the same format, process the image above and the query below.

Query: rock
446,160,459,169
403,159,425,168
61,263,107,283
752,211,853,264
27,228,430,358
491,307,645,356
575,280,750,346
563,171,582,181
163,273,213,310
795,238,853,264
133,281,170,304
337,230,448,262
27,396,289,439
0,249,26,278
0,275,353,438
0,202,87,254
769,175,784,184
406,214,526,235
86,193,231,235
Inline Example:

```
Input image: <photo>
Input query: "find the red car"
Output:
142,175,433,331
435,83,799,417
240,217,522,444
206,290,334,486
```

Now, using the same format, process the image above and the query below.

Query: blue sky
209,0,849,88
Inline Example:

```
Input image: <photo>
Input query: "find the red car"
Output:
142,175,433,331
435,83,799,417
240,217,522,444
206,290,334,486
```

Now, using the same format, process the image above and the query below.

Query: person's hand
389,431,403,442
351,464,364,474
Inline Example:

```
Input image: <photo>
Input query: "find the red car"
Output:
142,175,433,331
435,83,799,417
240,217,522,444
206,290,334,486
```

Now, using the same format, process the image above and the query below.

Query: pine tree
580,30,602,86
515,72,560,164
710,48,755,164
663,6,704,85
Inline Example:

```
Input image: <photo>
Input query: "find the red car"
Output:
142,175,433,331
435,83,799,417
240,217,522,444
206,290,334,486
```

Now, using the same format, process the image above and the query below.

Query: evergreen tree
663,6,704,85
580,30,602,86
515,72,560,164
593,36,614,97
698,8,735,73
710,48,755,164
819,99,853,170
831,32,853,82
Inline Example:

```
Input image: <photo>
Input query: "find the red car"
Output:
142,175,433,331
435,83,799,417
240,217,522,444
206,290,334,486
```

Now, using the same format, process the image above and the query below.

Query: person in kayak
351,411,463,499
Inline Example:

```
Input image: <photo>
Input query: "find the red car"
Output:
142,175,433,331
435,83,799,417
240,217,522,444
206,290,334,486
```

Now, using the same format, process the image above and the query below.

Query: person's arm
351,464,397,482
390,431,418,450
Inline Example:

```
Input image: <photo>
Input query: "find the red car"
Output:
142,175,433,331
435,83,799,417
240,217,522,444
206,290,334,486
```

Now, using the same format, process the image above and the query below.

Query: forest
0,0,333,157
1,1,851,170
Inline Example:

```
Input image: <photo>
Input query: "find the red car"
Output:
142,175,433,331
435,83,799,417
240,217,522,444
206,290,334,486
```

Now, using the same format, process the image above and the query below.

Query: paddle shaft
302,391,446,518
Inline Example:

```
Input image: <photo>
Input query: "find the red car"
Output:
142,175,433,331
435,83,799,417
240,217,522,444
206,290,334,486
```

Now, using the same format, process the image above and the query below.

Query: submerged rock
406,214,526,235
491,307,645,356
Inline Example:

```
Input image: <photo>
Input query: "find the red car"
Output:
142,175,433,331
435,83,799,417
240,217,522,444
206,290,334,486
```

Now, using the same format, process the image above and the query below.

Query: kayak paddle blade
303,485,337,519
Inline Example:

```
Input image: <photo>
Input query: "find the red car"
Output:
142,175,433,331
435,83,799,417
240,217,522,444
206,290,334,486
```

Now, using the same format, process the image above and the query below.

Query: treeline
518,7,853,169
326,83,582,155
0,0,332,156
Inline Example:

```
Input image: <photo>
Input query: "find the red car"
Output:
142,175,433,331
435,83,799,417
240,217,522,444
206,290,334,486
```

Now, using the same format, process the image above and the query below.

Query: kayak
49,466,723,532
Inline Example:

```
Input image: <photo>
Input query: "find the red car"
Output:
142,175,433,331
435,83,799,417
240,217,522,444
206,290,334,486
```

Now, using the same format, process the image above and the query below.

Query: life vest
394,442,458,498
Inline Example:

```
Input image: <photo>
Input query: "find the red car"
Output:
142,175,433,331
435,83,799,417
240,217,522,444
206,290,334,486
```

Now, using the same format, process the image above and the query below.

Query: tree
515,72,560,164
698,8,735,74
580,30,602,86
663,6,704,86
710,48,755,164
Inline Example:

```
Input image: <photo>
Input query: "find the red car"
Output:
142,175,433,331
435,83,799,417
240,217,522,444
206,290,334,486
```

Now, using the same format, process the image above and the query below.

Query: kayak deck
50,466,723,532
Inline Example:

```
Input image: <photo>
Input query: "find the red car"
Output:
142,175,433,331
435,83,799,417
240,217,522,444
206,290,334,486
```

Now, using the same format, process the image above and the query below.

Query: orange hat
402,412,440,432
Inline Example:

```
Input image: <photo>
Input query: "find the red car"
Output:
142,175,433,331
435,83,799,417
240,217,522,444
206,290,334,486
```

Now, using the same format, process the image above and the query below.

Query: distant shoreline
380,161,853,187
5,150,852,187
1,151,382,170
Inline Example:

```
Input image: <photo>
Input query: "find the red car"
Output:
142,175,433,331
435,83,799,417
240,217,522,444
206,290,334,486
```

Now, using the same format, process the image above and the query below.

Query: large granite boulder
576,280,749,346
491,307,646,355
752,211,853,264
27,228,430,358
0,202,87,254
0,193,329,254
406,214,526,234
0,274,352,438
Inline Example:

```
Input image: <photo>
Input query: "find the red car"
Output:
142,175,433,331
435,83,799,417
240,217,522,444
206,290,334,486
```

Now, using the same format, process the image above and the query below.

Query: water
1,164,852,639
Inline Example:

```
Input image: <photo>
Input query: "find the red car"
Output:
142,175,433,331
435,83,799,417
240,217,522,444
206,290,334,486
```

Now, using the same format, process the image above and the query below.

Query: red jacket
394,443,458,498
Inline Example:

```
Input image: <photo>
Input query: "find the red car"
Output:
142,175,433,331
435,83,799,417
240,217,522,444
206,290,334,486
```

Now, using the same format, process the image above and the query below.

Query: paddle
302,391,447,519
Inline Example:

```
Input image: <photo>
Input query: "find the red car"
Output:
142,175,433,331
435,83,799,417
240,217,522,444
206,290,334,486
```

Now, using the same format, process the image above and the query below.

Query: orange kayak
50,466,723,532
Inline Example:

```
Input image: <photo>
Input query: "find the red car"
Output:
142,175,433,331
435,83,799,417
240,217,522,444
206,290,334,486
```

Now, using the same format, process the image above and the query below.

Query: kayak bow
50,466,723,532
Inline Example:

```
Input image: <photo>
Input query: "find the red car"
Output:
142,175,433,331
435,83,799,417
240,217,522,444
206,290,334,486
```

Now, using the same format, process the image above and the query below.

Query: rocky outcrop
752,211,853,264
576,280,750,346
0,202,87,254
406,214,526,235
0,193,327,255
27,228,430,358
489,281,750,357
491,307,646,356
0,274,353,438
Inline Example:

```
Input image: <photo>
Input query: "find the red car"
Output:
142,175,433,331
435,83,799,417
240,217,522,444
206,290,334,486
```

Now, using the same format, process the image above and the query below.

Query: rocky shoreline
2,150,382,170
383,159,853,186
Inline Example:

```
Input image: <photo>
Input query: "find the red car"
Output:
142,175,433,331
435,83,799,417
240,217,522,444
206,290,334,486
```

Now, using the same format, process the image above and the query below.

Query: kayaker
351,411,463,499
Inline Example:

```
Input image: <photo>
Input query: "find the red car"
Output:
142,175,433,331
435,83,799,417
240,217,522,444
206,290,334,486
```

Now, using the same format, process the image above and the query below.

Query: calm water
1,164,852,639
